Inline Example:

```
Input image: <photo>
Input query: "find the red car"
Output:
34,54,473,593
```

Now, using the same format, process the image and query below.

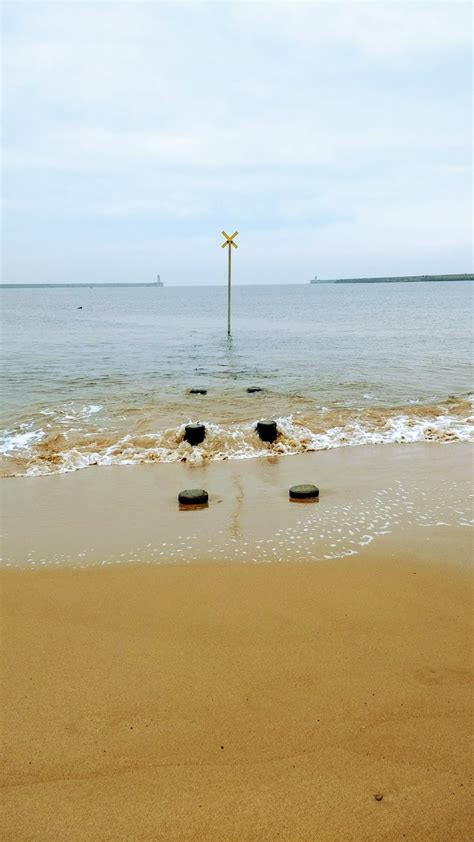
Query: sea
1,282,472,478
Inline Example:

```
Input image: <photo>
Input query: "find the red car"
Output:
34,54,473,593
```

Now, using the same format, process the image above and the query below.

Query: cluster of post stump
183,419,278,447
179,419,318,507
178,483,319,507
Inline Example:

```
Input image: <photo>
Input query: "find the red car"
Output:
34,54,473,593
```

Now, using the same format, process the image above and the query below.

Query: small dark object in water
178,488,209,506
184,423,206,445
247,386,263,393
289,484,319,500
189,388,207,395
77,306,83,309
256,420,278,443
374,793,384,802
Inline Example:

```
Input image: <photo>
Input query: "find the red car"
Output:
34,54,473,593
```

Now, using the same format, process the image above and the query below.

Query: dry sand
1,444,473,840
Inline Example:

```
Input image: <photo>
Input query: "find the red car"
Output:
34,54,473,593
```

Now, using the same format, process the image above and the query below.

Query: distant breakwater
0,282,163,289
310,273,473,284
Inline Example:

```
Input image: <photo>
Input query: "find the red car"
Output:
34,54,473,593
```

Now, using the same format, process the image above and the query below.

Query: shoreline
2,395,471,479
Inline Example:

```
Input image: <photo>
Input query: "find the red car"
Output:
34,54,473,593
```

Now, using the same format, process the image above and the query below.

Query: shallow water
1,444,472,569
1,282,472,475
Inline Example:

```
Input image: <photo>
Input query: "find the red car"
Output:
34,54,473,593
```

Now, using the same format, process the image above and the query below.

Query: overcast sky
2,0,472,285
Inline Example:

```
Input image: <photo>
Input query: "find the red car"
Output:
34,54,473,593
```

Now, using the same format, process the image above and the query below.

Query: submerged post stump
184,423,206,445
289,484,319,500
256,420,278,443
178,488,209,506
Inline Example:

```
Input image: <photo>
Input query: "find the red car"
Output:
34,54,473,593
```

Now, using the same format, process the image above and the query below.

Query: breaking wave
0,397,472,477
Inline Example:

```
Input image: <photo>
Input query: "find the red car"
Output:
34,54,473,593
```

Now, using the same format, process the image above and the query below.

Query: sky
2,0,472,285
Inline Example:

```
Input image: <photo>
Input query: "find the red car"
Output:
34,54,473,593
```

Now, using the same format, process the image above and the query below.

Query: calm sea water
1,282,472,476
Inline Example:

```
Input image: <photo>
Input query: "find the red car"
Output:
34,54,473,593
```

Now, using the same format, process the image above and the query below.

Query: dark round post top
289,484,319,500
256,420,278,443
184,423,206,445
178,488,209,505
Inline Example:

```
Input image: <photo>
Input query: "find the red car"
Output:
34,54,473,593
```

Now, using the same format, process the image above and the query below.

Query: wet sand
1,444,473,840
1,442,473,568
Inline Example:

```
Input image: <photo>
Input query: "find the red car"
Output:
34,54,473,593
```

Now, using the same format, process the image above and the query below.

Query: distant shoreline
1,274,473,288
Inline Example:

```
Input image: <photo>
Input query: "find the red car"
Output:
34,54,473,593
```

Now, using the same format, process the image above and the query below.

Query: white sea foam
0,408,470,477
0,429,45,454
81,404,103,416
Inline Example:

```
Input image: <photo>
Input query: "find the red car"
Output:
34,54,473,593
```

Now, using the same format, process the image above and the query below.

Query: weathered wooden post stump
256,420,278,443
178,488,209,506
289,484,319,500
184,423,206,445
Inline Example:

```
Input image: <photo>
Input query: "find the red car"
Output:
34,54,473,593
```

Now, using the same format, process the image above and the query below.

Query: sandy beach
1,444,473,840
3,0,473,837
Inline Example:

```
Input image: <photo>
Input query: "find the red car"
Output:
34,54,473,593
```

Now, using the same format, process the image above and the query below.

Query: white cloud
2,1,472,283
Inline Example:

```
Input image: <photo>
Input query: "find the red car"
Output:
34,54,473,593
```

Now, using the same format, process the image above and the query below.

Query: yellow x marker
221,230,238,248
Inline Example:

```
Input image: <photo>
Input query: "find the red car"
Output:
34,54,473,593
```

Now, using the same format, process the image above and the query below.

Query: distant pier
1,282,164,289
310,273,473,284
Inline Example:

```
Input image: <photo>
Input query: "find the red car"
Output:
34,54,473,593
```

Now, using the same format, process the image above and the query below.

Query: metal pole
221,230,237,336
227,242,232,336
